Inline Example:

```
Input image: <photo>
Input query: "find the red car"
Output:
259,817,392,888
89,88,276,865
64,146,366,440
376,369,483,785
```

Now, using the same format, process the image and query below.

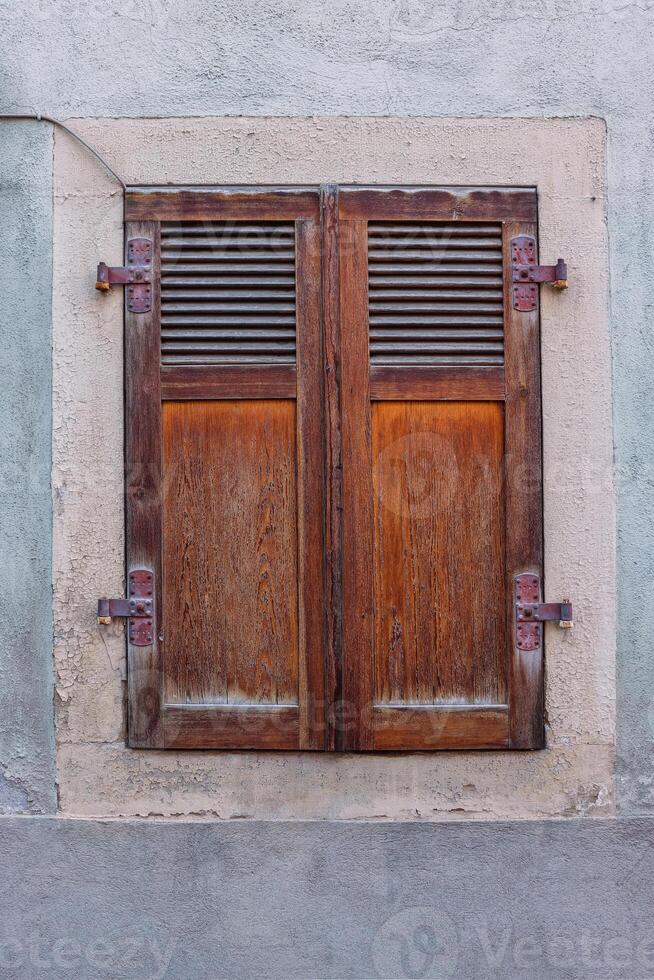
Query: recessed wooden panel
372,401,506,706
162,400,299,706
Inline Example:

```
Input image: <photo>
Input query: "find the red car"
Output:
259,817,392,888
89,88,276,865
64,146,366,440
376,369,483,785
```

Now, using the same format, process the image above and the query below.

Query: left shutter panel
124,189,326,749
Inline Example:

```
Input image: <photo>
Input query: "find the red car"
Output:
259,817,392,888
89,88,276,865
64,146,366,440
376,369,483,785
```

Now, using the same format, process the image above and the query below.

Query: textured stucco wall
0,121,57,813
2,816,654,979
0,1,652,816
52,117,614,820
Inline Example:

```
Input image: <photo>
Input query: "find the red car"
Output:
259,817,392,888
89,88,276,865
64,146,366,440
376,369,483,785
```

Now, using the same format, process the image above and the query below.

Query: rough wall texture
0,0,652,814
52,117,614,820
3,816,654,979
0,121,56,814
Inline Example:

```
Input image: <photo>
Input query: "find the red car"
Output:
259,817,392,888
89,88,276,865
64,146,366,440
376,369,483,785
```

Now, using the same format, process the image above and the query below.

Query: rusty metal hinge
514,573,573,652
97,569,154,647
95,237,152,313
511,235,568,311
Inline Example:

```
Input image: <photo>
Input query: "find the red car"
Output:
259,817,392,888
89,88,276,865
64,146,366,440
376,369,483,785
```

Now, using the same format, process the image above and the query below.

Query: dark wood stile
320,185,344,751
503,221,544,748
339,219,375,750
125,219,164,748
295,217,326,748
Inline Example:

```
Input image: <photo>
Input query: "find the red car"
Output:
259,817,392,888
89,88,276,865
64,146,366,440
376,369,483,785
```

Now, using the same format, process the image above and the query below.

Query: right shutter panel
338,187,543,751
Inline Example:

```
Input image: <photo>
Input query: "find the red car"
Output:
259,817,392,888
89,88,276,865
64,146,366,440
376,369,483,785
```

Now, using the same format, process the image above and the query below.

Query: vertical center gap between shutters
160,222,297,365
368,222,504,365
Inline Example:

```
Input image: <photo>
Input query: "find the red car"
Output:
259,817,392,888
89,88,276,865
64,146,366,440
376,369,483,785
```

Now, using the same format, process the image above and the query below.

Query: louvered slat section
161,222,296,365
368,223,504,365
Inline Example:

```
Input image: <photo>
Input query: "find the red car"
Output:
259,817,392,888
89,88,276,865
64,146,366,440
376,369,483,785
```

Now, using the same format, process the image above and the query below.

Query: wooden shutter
122,184,543,752
337,188,543,750
124,188,325,749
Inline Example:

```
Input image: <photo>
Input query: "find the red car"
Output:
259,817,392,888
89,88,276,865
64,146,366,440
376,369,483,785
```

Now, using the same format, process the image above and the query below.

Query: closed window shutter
337,188,543,750
124,190,325,749
123,185,543,751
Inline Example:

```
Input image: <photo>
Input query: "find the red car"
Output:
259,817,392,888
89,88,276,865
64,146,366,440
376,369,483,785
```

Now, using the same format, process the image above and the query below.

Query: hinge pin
97,569,154,646
95,237,153,313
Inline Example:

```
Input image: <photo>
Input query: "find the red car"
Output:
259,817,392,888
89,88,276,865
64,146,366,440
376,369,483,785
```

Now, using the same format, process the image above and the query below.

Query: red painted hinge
514,573,573,652
95,237,152,313
97,569,155,647
511,235,568,311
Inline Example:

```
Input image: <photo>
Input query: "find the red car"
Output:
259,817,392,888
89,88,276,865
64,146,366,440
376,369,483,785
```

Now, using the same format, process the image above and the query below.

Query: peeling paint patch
0,766,30,813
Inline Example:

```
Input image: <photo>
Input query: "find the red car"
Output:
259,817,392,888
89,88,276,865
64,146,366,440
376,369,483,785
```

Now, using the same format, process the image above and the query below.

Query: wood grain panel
126,188,320,222
163,706,300,749
162,400,299,706
160,364,296,400
340,187,537,222
370,365,504,401
372,401,506,706
373,706,509,750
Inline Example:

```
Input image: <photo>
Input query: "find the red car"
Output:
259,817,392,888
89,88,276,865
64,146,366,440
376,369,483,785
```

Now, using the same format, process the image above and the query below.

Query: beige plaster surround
53,117,615,820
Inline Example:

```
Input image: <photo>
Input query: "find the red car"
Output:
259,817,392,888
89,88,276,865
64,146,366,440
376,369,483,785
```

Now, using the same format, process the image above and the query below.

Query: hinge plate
95,237,153,313
97,568,154,646
514,573,574,652
511,235,568,311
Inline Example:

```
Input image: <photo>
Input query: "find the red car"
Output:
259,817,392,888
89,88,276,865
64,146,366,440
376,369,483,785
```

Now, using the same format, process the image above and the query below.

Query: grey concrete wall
1,816,654,979
0,121,56,813
0,0,652,815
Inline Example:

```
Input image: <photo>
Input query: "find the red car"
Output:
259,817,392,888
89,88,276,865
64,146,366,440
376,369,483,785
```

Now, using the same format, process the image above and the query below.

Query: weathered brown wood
125,220,164,748
163,706,300,749
320,185,343,751
340,187,537,222
372,401,506,707
372,706,509,750
159,218,297,366
161,364,297,400
368,219,505,366
503,220,544,749
125,185,544,754
126,188,320,222
162,400,299,708
370,365,505,401
339,219,374,750
295,218,326,748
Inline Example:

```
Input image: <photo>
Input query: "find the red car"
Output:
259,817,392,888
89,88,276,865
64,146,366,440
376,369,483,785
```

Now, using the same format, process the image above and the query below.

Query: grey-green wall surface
0,2,652,814
2,817,654,979
0,121,56,813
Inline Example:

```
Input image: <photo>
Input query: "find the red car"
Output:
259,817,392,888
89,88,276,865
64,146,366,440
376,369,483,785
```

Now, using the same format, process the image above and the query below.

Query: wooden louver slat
368,222,504,365
160,222,297,365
